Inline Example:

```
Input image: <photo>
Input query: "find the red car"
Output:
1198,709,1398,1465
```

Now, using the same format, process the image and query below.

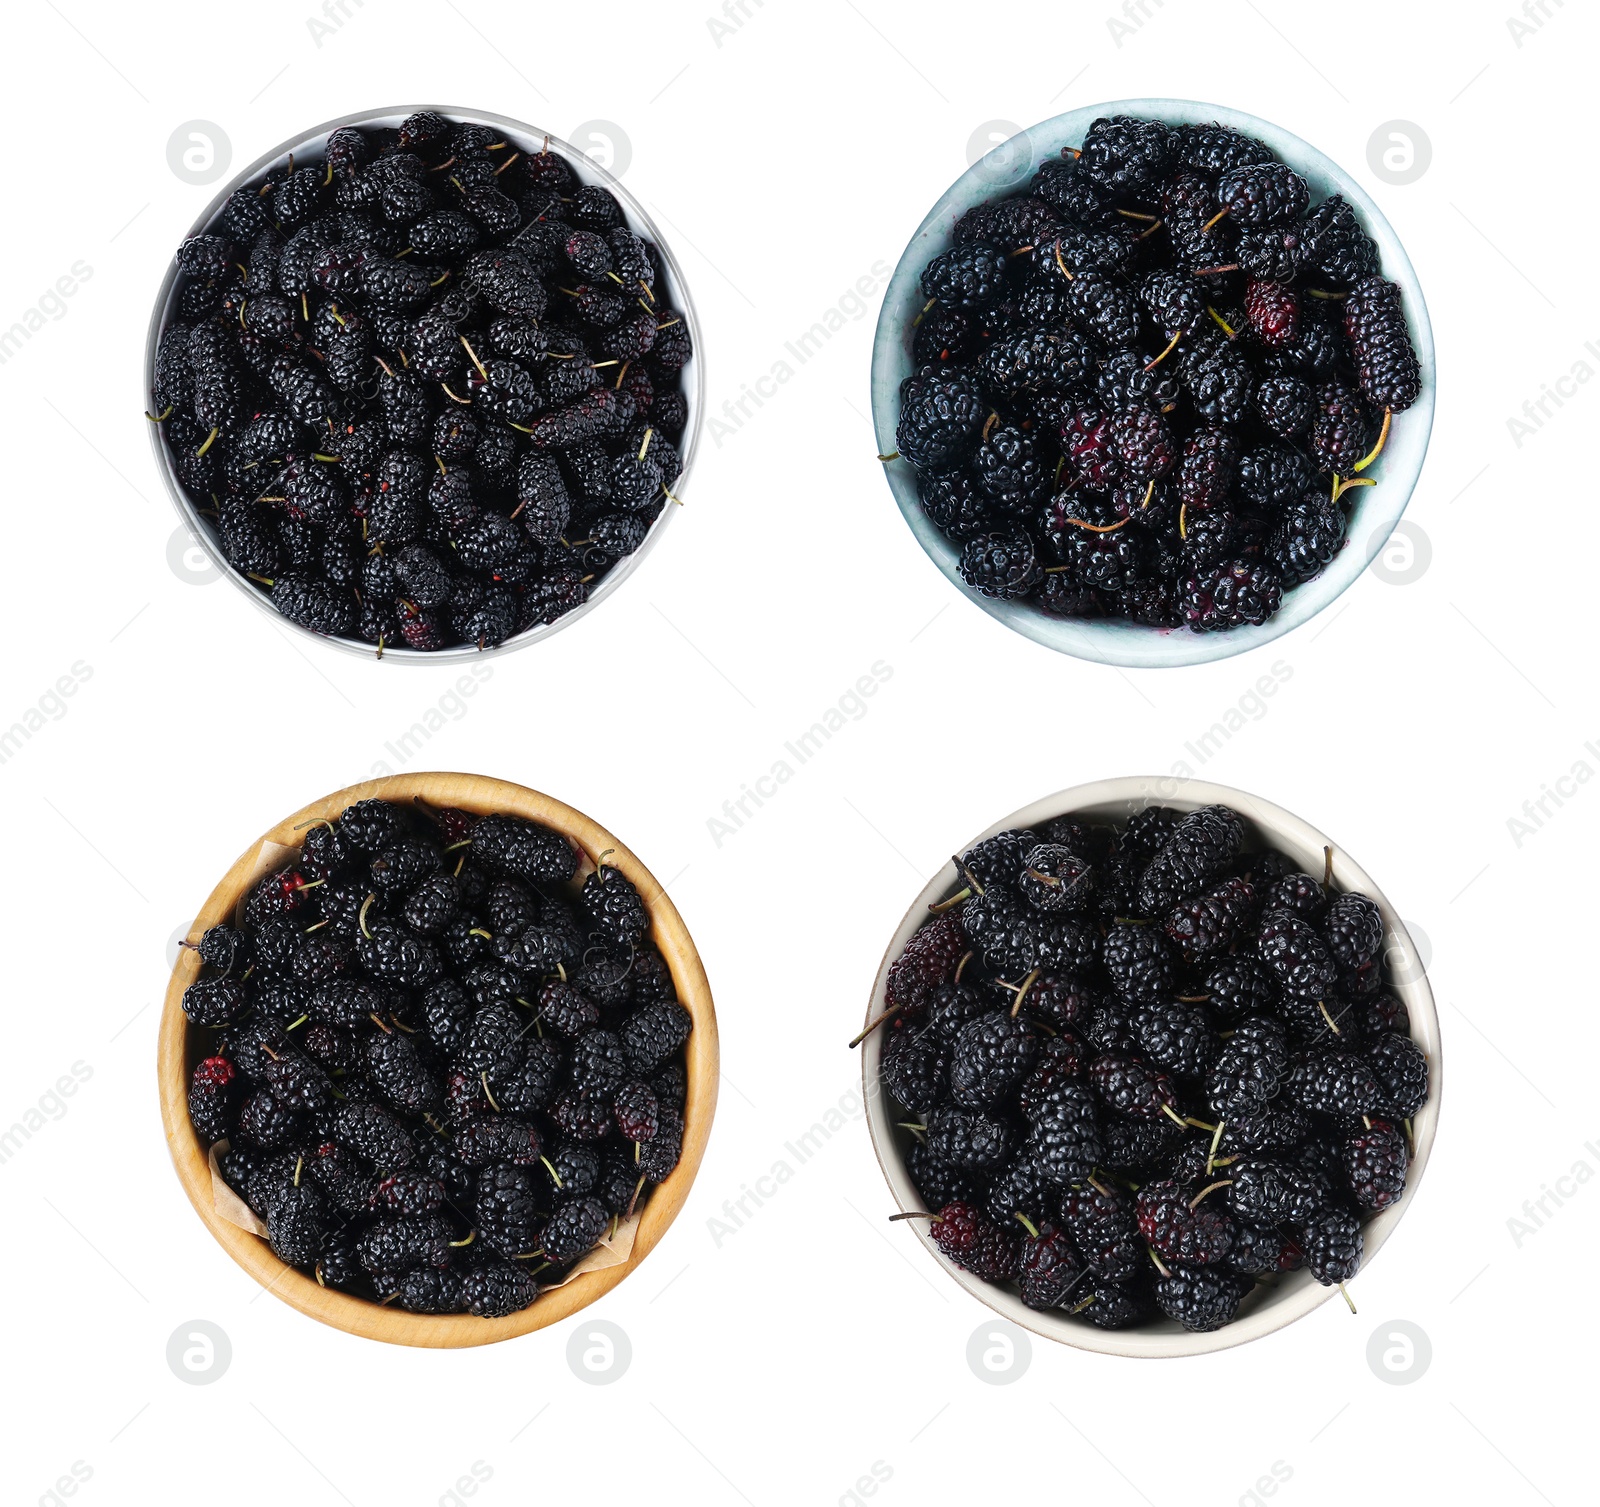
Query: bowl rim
859,774,1441,1357
144,104,704,664
158,771,719,1347
869,98,1436,669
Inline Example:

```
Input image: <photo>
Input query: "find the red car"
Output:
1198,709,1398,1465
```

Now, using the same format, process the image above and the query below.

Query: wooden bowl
158,772,718,1347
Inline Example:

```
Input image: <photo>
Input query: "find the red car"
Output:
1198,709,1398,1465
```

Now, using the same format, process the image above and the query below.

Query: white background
1,1,1594,1503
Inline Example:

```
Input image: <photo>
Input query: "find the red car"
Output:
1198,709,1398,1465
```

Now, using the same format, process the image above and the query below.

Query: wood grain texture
158,772,718,1348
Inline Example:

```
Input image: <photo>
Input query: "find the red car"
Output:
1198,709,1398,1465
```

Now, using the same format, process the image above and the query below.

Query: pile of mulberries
892,114,1423,632
151,110,693,653
870,802,1430,1333
181,797,692,1317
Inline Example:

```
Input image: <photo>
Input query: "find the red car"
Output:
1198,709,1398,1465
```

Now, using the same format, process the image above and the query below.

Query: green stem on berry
195,426,220,458
539,1154,563,1189
285,1013,309,1032
1013,1212,1040,1239
1147,1246,1172,1278
1087,1173,1112,1197
1188,1179,1233,1211
358,892,377,939
1331,474,1375,504
1183,1116,1217,1132
1306,288,1348,300
954,950,974,985
888,1210,942,1223
1205,1120,1226,1175
449,1230,476,1248
848,1001,901,1048
441,383,470,405
1009,968,1041,1019
145,406,173,423
1338,1283,1357,1315
1160,1103,1188,1129
1317,1001,1343,1037
1052,239,1075,283
1323,845,1335,887
928,886,972,913
1175,994,1210,1003
1206,305,1238,338
1059,513,1132,534
1193,263,1240,276
1143,329,1184,371
627,1174,647,1219
1200,207,1230,232
877,450,900,463
369,1012,393,1035
1353,409,1393,473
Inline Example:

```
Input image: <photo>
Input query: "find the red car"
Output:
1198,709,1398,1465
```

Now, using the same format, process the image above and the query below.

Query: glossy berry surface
153,112,692,653
875,799,1429,1333
184,796,692,1317
895,114,1421,635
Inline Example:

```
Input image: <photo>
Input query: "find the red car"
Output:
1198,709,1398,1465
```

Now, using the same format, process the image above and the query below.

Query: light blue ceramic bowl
870,100,1435,669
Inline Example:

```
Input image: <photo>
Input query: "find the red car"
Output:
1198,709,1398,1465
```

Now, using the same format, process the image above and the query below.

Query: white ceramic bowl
860,775,1441,1357
870,101,1436,668
144,105,703,663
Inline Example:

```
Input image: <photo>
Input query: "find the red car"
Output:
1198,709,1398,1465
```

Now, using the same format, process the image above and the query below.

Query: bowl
869,100,1436,668
158,772,719,1347
144,106,704,663
860,775,1441,1357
